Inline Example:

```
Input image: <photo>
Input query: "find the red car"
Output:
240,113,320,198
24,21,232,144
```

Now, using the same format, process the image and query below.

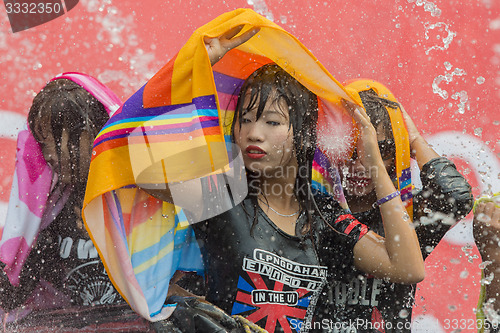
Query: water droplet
476,76,485,84
479,261,492,269
460,270,469,279
444,61,453,70
474,128,483,136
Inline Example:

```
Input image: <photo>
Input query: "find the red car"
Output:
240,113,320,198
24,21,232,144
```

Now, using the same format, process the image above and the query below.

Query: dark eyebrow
262,109,289,119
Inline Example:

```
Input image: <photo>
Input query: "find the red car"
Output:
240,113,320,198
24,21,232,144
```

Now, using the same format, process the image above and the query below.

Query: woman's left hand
342,99,383,168
400,104,422,146
205,25,260,66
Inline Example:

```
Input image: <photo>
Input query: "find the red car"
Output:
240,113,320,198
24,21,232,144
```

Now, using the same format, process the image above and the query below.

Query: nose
348,155,367,174
247,122,264,142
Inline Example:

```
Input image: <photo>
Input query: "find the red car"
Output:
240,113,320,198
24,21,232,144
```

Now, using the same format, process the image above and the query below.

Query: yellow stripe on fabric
133,240,174,276
221,109,235,136
85,146,135,203
311,169,333,193
128,207,174,254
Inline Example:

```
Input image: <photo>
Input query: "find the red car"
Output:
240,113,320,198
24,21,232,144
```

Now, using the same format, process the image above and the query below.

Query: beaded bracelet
373,190,401,208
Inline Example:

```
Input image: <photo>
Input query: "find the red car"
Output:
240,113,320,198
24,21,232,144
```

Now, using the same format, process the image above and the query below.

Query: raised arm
474,199,500,314
400,105,439,168
344,101,425,283
402,105,473,257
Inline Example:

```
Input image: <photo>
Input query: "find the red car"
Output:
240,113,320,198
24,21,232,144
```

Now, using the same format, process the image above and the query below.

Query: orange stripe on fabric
92,137,130,160
125,195,163,236
143,54,177,108
212,49,273,80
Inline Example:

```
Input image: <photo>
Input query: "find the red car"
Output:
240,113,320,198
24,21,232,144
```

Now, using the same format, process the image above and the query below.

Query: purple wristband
374,190,401,207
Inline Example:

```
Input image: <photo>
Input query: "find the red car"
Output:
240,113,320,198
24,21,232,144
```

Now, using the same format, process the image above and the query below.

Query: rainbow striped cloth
344,79,414,219
82,8,357,321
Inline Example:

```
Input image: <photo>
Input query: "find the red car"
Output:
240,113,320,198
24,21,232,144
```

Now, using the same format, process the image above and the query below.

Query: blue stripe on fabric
103,108,219,135
130,229,175,268
296,295,311,307
231,302,256,315
311,180,329,195
399,177,411,189
107,108,219,127
236,276,255,293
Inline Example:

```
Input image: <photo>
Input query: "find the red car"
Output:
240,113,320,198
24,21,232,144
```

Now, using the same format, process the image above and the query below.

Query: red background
1,1,498,331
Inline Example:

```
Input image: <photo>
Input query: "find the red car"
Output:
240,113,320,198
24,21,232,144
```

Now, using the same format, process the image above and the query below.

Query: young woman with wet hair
157,31,426,333
0,74,152,330
315,81,474,332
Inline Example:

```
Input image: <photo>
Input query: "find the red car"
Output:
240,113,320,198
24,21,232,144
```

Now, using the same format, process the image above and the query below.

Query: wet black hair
358,88,399,159
232,63,319,235
28,78,109,207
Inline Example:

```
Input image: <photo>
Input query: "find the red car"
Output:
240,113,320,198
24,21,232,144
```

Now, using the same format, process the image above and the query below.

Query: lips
245,145,267,159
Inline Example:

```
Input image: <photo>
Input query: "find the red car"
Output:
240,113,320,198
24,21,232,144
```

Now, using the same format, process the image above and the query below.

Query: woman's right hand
342,99,383,168
204,25,260,66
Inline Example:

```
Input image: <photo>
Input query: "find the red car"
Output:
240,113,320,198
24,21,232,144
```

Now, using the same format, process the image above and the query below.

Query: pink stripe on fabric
0,237,31,286
17,130,53,218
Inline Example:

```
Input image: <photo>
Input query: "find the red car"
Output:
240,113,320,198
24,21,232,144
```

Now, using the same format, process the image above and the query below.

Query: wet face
342,125,395,198
233,90,297,178
40,124,92,185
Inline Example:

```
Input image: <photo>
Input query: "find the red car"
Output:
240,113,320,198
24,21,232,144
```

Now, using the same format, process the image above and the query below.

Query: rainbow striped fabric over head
82,8,358,321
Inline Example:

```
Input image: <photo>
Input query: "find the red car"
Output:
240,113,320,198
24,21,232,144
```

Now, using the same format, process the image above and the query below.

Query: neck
345,191,377,213
256,173,298,211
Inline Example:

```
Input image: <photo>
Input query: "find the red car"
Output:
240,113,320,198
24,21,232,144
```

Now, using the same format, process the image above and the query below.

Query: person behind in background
474,192,500,333
315,81,473,332
0,73,152,331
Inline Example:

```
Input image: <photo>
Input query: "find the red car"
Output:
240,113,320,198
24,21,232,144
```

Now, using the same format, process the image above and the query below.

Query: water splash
80,0,157,96
451,90,470,114
432,63,470,113
247,0,274,21
461,244,479,263
407,0,442,17
424,22,456,54
482,298,500,328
